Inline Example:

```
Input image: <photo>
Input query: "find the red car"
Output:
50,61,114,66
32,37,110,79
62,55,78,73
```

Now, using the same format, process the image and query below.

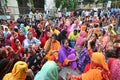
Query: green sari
34,61,58,80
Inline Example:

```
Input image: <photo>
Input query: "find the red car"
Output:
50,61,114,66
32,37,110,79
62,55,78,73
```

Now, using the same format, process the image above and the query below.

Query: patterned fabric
109,59,120,80
77,48,90,72
27,48,46,75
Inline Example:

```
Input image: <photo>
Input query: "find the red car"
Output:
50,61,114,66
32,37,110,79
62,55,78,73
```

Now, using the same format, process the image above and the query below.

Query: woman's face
15,39,20,46
19,30,24,36
64,40,69,48
51,36,56,42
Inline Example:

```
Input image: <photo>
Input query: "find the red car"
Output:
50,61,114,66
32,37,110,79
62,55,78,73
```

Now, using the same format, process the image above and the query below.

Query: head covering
34,61,58,80
76,31,86,46
3,61,28,80
91,52,110,80
91,52,109,72
19,24,27,35
29,28,37,37
81,25,87,31
81,52,110,80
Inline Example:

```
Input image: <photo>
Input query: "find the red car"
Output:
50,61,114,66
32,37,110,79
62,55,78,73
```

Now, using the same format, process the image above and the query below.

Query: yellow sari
3,61,28,80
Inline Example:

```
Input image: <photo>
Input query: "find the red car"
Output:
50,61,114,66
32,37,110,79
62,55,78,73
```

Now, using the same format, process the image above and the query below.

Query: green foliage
55,0,78,10
30,0,35,10
5,0,8,7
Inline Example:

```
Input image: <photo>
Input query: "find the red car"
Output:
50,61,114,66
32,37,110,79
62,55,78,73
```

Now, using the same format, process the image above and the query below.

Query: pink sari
108,58,120,80
76,31,87,46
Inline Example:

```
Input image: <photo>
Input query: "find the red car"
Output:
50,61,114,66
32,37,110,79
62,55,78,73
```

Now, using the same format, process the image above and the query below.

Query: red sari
11,39,24,57
39,31,49,48
17,34,26,44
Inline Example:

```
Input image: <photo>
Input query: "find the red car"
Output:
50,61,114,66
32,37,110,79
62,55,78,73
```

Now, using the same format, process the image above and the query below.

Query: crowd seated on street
0,9,120,80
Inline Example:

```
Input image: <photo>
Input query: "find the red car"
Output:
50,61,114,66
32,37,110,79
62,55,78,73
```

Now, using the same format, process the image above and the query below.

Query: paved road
59,67,79,80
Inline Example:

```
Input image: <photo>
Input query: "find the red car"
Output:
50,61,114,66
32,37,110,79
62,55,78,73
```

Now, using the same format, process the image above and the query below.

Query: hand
88,37,94,43
48,32,53,38
51,50,57,53
5,46,14,51
18,46,21,51
75,53,79,60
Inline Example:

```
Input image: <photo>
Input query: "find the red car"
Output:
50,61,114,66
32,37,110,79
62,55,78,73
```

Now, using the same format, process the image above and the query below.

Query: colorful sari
58,44,77,70
71,52,110,80
39,31,49,48
17,34,26,44
77,48,90,72
44,40,60,61
34,61,58,80
108,58,120,80
3,61,28,80
76,31,87,46
11,39,24,57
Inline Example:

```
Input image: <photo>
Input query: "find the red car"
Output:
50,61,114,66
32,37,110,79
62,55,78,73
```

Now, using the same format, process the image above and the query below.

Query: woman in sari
108,58,120,80
76,31,87,53
17,30,26,44
67,52,110,80
34,61,58,80
44,34,60,61
3,61,28,80
39,26,50,48
58,39,78,70
11,38,24,59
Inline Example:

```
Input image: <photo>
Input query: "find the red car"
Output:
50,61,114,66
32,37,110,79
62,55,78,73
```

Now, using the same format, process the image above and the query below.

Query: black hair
51,34,58,40
94,33,98,39
102,30,106,35
14,38,19,43
61,39,69,45
94,24,98,28
74,29,77,32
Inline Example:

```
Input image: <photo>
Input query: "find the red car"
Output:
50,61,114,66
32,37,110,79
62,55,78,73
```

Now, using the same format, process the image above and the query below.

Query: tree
83,0,94,7
55,0,78,10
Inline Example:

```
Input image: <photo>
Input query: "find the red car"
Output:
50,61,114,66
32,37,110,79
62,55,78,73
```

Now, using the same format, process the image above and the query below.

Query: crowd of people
0,8,120,80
